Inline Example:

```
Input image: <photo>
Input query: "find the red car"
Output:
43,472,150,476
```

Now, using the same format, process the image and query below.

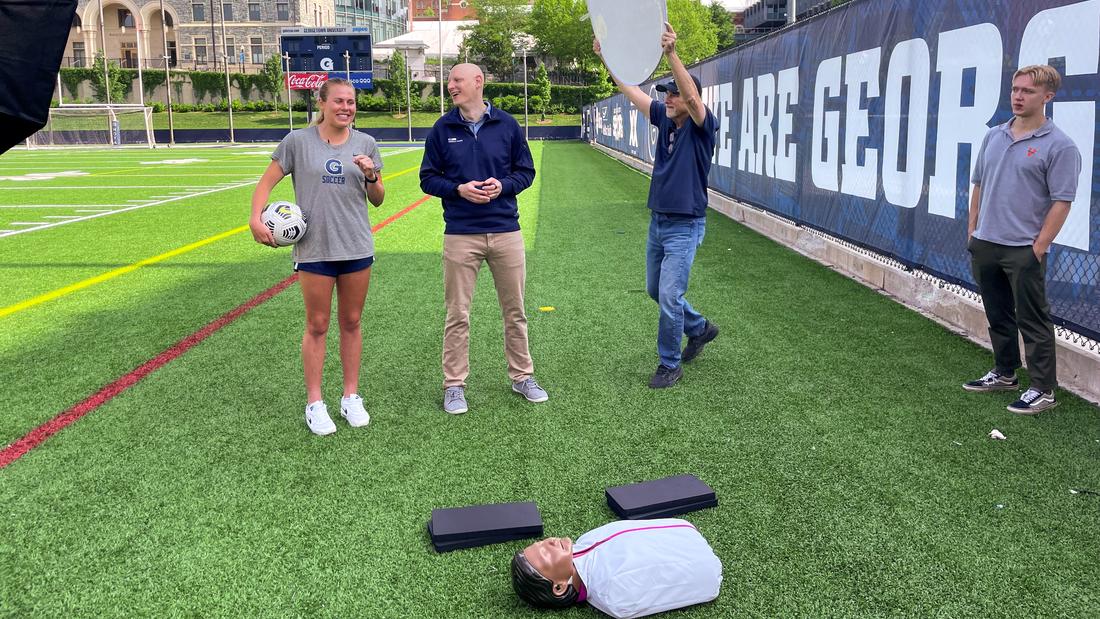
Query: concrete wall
594,143,1100,406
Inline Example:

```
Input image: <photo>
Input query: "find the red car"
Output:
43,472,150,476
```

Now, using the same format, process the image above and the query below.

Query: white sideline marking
75,209,110,213
0,205,130,208
139,158,208,165
0,171,88,181
381,147,421,157
4,186,203,190
43,215,82,219
0,180,257,239
11,222,49,226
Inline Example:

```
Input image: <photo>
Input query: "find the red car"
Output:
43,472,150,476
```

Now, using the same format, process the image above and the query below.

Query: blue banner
587,0,1100,341
349,71,374,90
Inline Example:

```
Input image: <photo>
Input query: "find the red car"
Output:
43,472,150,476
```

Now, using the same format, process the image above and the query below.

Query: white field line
0,180,257,239
43,215,82,219
10,222,49,226
1,186,216,190
381,146,422,157
75,209,110,213
0,205,132,208
0,164,266,169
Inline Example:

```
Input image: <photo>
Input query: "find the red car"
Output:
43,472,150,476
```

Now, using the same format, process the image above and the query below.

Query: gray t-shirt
271,126,383,262
971,118,1080,247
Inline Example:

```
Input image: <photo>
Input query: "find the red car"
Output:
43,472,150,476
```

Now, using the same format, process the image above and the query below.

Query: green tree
90,53,127,104
459,0,530,77
533,62,551,120
655,0,719,76
528,0,591,69
589,63,615,101
388,50,409,114
257,54,284,100
708,0,736,51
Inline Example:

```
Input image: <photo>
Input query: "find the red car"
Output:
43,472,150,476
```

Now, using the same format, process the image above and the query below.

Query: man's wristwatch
365,174,379,184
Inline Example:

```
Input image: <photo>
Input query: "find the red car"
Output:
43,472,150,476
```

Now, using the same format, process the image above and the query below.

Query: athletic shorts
294,256,374,277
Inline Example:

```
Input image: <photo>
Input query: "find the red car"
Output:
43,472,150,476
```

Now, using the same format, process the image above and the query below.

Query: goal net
26,104,155,148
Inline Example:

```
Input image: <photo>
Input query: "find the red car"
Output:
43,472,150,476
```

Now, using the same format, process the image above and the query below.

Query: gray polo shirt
272,126,383,262
970,118,1080,247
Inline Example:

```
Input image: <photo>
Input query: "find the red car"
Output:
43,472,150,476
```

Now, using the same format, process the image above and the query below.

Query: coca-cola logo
286,72,329,90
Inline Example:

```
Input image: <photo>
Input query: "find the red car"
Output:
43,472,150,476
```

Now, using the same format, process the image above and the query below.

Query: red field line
0,195,433,469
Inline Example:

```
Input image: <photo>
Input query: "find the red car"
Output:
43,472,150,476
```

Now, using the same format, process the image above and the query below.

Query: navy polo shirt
647,99,718,218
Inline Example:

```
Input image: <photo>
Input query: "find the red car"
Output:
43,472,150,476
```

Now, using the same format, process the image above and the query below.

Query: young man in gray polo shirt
964,65,1081,414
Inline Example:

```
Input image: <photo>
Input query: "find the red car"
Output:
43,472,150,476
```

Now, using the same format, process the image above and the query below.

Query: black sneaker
649,364,683,389
682,321,719,363
962,369,1018,392
1007,388,1057,415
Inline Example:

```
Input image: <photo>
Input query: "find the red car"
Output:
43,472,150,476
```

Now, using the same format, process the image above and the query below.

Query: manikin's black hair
510,551,579,609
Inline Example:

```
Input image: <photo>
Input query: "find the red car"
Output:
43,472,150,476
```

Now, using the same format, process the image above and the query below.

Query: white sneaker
305,400,337,436
341,394,371,427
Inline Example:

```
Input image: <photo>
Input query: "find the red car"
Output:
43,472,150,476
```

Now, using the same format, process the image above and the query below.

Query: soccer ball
261,201,307,246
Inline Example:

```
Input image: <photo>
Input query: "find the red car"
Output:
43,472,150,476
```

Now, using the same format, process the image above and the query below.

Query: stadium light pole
284,52,294,130
788,0,797,25
129,25,145,106
219,0,235,142
97,0,111,106
404,47,412,142
208,0,217,70
513,34,532,141
438,0,444,116
159,0,175,145
368,0,375,43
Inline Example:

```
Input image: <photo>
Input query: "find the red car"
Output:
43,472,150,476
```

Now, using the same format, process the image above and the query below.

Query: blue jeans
646,212,707,368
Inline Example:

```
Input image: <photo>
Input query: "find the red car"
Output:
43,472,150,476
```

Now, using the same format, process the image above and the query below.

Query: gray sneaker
512,378,549,403
443,386,468,415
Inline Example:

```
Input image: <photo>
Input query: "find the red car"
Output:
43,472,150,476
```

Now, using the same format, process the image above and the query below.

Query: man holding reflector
594,22,721,389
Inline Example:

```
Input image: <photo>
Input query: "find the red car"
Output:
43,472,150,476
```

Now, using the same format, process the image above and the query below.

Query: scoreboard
280,26,373,73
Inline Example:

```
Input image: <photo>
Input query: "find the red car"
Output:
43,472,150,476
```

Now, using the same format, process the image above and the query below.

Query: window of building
192,3,205,21
250,36,264,64
194,37,207,62
248,3,260,20
168,40,178,66
225,37,235,60
117,8,134,28
72,41,86,67
276,3,289,20
223,3,233,21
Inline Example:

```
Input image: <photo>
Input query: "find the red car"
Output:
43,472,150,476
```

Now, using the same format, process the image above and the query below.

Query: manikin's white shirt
571,518,722,619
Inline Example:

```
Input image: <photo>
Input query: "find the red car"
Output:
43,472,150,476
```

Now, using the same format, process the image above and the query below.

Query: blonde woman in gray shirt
249,78,385,436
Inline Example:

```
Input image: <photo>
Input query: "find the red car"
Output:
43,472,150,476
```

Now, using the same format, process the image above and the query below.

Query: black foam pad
606,474,717,519
428,501,543,552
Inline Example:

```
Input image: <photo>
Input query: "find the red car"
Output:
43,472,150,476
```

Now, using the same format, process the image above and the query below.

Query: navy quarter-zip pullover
420,102,536,234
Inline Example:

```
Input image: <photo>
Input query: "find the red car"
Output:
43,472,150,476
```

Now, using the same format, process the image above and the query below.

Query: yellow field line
384,164,420,180
2,161,424,319
0,225,249,319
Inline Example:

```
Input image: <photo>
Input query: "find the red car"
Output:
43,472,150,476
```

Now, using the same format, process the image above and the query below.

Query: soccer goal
25,104,156,148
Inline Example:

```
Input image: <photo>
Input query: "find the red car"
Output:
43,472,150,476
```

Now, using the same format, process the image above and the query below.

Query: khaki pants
443,231,533,388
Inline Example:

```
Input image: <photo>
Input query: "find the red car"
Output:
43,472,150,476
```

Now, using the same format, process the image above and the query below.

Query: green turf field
1,143,1098,617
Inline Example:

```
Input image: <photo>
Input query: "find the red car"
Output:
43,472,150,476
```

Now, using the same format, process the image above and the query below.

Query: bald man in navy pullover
420,63,546,416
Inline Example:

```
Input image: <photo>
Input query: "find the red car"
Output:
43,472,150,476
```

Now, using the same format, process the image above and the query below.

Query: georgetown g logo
322,158,347,185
